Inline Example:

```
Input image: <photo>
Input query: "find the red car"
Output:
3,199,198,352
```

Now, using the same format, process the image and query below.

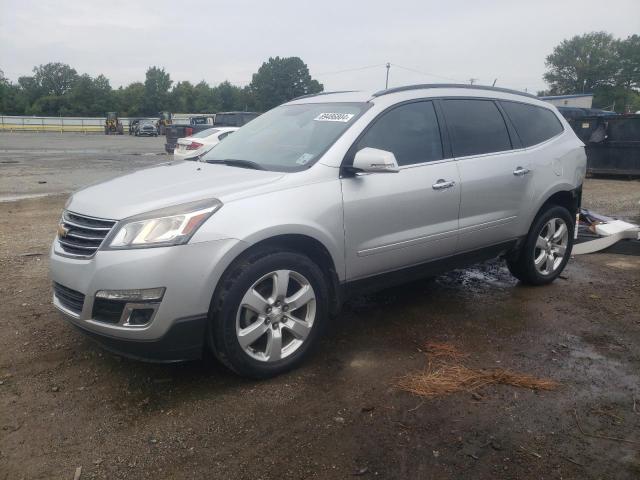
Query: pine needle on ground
398,344,559,399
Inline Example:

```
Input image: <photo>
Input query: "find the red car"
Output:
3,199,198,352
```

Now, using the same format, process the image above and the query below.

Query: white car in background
173,127,238,160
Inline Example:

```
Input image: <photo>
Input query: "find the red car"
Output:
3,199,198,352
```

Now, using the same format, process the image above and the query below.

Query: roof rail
291,90,358,101
371,83,537,99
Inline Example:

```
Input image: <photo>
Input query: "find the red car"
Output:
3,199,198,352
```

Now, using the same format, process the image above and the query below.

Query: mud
1,134,639,479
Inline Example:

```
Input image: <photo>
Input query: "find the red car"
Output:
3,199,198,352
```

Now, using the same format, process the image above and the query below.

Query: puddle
436,259,517,293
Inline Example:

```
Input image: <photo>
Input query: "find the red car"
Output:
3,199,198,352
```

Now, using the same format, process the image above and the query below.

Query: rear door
341,100,460,281
440,98,535,251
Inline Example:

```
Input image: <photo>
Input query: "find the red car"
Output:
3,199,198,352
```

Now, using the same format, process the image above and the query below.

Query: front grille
53,282,85,315
58,211,116,257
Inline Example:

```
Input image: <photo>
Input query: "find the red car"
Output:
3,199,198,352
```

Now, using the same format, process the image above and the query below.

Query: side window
500,101,564,147
355,101,443,166
441,99,512,157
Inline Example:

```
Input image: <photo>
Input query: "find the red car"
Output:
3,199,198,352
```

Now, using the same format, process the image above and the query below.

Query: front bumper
50,237,246,360
70,314,208,362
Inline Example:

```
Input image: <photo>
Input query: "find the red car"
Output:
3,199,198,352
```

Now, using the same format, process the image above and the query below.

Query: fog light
95,287,165,302
128,308,156,326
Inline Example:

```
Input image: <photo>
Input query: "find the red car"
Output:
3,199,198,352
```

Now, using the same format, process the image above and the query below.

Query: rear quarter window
501,101,564,147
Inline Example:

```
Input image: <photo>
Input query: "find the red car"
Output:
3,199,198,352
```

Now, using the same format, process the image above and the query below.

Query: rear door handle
513,167,531,177
432,179,456,190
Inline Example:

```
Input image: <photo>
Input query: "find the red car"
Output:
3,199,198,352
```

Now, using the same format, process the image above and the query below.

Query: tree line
541,32,640,112
0,56,323,117
2,33,638,117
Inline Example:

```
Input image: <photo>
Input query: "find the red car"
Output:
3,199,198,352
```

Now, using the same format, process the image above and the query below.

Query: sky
1,0,638,94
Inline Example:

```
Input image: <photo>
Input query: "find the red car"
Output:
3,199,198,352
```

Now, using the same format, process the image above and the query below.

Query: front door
341,100,461,281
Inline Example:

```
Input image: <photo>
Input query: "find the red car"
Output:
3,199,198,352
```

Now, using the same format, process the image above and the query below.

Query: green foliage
33,62,79,96
544,32,640,112
249,56,323,111
0,57,323,116
143,66,172,114
114,82,145,117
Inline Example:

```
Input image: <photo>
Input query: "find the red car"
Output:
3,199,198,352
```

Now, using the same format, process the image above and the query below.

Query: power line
390,63,461,83
314,64,387,77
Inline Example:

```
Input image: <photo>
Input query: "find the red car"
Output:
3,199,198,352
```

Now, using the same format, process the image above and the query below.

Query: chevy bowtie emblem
57,224,69,238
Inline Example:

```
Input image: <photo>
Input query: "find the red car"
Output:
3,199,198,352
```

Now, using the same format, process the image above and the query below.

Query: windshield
202,102,368,171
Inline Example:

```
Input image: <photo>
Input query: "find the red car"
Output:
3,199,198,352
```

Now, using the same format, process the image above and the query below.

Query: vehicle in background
164,113,260,153
135,120,158,137
164,115,216,153
104,112,124,135
158,111,172,135
174,127,238,160
213,111,260,127
51,84,586,378
128,119,141,136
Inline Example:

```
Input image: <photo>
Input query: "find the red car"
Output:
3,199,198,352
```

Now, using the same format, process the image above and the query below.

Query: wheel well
246,234,342,314
542,188,581,216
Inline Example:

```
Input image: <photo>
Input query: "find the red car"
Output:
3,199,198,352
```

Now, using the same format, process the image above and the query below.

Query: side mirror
352,147,399,173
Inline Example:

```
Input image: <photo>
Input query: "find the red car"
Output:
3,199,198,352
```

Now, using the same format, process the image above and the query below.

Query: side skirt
339,239,520,300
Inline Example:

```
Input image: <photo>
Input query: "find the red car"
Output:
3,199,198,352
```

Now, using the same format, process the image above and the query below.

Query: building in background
539,94,594,108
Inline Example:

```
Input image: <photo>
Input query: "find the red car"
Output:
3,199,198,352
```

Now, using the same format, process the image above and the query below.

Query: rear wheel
507,205,574,285
208,248,328,378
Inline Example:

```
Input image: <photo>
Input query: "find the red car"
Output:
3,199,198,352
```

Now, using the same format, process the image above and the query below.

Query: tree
214,81,244,111
0,71,28,114
617,34,640,90
68,74,113,115
114,82,145,117
192,81,217,112
33,62,78,96
143,66,172,114
170,81,195,113
543,32,619,95
249,56,323,111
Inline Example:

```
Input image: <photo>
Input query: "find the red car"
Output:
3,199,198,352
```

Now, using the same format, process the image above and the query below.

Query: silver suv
50,84,586,377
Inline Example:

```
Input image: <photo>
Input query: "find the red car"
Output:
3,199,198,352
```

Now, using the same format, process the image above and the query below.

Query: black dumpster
564,114,640,176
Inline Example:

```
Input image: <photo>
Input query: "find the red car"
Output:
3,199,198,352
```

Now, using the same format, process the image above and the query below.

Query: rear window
192,128,219,138
441,99,512,157
501,101,564,147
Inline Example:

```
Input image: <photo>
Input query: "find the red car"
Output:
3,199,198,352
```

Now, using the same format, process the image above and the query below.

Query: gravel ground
0,133,639,479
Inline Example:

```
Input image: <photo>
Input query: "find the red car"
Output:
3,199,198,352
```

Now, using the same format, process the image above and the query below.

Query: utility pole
469,78,478,85
385,63,391,89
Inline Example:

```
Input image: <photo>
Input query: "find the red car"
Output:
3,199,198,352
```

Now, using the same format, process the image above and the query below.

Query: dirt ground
1,133,639,479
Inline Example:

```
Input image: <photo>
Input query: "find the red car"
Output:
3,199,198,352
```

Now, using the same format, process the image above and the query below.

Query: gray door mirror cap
352,147,399,174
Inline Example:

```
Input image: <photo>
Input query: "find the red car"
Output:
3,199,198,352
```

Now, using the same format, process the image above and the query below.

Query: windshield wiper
205,159,264,170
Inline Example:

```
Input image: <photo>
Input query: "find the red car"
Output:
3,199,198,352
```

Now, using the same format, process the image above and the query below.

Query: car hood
68,161,285,220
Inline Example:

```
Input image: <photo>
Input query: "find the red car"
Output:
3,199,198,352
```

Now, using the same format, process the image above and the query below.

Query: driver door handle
432,179,456,190
513,167,531,177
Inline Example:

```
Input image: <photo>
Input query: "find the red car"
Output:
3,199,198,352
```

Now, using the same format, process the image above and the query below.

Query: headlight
106,199,222,249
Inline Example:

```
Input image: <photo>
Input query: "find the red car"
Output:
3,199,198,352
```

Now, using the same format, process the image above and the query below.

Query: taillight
186,141,204,150
185,127,193,136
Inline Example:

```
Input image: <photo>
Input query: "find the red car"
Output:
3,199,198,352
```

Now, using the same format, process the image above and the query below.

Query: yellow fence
0,116,131,134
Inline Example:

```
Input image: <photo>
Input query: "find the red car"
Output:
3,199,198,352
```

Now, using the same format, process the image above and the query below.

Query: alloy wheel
533,217,569,275
235,269,316,362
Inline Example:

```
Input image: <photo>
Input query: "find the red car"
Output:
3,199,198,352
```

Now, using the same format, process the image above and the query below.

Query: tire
208,247,329,378
507,205,574,286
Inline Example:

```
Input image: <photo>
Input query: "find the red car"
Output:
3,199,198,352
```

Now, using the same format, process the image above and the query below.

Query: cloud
1,0,638,93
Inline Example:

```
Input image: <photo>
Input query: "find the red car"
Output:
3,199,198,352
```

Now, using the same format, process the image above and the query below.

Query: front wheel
507,205,574,285
208,248,328,378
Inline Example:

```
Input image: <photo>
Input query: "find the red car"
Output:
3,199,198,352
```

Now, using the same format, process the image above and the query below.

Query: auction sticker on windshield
314,113,355,122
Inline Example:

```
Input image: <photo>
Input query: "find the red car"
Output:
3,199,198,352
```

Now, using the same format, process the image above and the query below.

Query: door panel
341,162,460,280
440,98,534,251
456,150,534,251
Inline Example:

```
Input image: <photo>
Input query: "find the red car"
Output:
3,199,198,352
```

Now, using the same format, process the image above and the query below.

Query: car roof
286,84,548,108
